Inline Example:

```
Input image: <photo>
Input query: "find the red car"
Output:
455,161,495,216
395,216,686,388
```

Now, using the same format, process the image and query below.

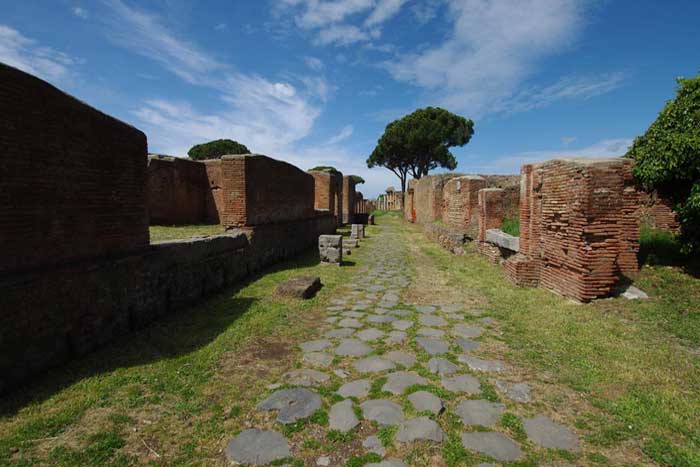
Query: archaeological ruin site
0,58,697,467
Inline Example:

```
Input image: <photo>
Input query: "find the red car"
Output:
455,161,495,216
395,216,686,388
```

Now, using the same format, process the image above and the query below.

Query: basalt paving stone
338,318,364,328
386,331,407,343
303,352,333,367
368,285,387,292
373,307,389,315
458,355,506,373
408,391,443,415
335,338,373,357
392,320,413,331
353,304,371,311
329,399,359,432
427,357,459,375
479,317,497,326
366,460,409,467
453,324,483,338
326,317,339,324
342,311,366,318
357,328,385,342
455,400,506,426
415,337,450,355
468,309,486,316
441,374,481,394
415,305,437,313
327,306,346,312
454,337,480,352
366,314,396,324
390,309,413,317
362,435,386,456
396,416,444,443
383,371,428,395
385,350,417,367
523,415,581,452
417,327,445,338
225,429,290,466
354,356,396,373
258,388,322,424
360,399,405,425
331,299,347,305
325,328,355,339
461,432,524,462
495,381,532,403
300,339,332,352
337,379,371,398
282,369,330,386
383,293,400,302
419,315,448,327
441,304,464,313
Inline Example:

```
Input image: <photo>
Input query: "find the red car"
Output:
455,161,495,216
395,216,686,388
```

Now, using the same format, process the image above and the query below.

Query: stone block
345,238,360,248
319,235,343,265
351,224,364,239
485,229,519,252
275,276,323,299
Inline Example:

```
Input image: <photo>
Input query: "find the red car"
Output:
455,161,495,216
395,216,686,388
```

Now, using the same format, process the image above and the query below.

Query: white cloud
411,0,442,24
325,125,354,145
385,0,606,117
303,55,324,71
316,24,369,45
0,24,79,83
296,0,375,29
561,136,577,146
73,7,89,19
464,138,633,174
364,0,406,27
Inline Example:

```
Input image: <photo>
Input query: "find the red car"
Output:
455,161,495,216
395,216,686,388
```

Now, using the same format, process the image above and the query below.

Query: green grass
501,217,520,237
0,241,367,466
401,217,700,466
149,224,225,242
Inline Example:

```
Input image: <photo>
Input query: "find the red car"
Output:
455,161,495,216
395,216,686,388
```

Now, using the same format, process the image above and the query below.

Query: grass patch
501,217,520,237
149,224,225,242
345,452,382,467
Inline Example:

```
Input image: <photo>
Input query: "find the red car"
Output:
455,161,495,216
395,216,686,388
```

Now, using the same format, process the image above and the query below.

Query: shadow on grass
0,246,329,417
639,228,700,277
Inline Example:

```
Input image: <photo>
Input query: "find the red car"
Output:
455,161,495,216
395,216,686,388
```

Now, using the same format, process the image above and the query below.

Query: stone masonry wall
342,176,357,224
504,158,639,302
221,154,316,227
0,63,148,274
147,155,215,225
442,175,486,236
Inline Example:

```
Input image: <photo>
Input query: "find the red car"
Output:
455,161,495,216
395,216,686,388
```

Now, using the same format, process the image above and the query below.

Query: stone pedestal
319,234,343,265
351,224,364,240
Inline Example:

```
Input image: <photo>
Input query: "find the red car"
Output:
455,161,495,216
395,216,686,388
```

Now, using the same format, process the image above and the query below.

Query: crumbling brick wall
442,175,486,236
147,155,216,225
637,191,680,233
412,174,458,224
203,160,223,223
221,154,316,227
504,158,639,301
0,63,148,274
310,170,343,225
342,176,357,224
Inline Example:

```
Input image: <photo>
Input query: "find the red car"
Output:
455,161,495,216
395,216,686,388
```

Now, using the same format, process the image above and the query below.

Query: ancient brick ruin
341,176,357,224
309,170,343,225
0,64,336,394
377,187,404,211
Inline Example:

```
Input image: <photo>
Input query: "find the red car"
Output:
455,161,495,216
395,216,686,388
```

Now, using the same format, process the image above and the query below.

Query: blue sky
2,0,699,197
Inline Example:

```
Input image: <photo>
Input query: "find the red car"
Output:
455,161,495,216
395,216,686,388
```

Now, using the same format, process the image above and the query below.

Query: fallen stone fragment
455,399,505,426
415,337,450,355
441,374,481,394
319,234,343,265
622,285,649,300
225,429,290,465
282,369,330,386
337,379,371,398
385,351,416,367
523,415,581,452
329,399,359,432
460,432,524,462
383,371,427,395
258,388,322,424
396,416,444,443
360,399,405,425
495,380,531,403
275,276,322,299
427,357,459,375
458,355,505,373
354,357,396,374
317,456,330,466
335,338,373,357
408,391,443,415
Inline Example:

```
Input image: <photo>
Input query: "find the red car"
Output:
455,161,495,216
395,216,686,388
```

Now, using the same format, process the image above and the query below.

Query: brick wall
504,158,639,301
412,174,457,224
442,175,486,236
477,188,506,242
147,155,218,225
221,154,316,227
342,176,357,224
404,180,416,222
0,63,148,274
637,191,680,233
203,160,223,223
310,170,343,225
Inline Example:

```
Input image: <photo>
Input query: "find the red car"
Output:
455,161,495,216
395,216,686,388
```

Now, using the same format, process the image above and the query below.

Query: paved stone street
226,219,582,466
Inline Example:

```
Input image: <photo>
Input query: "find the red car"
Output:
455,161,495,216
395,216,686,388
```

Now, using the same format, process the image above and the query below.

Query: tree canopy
367,107,474,192
627,75,700,251
349,175,365,185
187,139,250,161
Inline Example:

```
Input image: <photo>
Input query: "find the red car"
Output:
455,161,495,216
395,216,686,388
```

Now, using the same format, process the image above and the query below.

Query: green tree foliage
349,175,365,185
627,75,700,251
187,139,250,160
367,107,474,192
309,165,340,173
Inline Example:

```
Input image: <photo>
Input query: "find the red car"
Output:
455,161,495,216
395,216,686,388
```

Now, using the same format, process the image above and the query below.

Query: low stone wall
424,223,470,255
0,213,335,394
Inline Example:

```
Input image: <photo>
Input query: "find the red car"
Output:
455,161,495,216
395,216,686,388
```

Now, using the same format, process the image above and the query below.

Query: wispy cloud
384,0,621,117
561,136,577,146
72,6,89,19
303,55,324,71
0,24,79,83
325,125,354,145
364,0,407,27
